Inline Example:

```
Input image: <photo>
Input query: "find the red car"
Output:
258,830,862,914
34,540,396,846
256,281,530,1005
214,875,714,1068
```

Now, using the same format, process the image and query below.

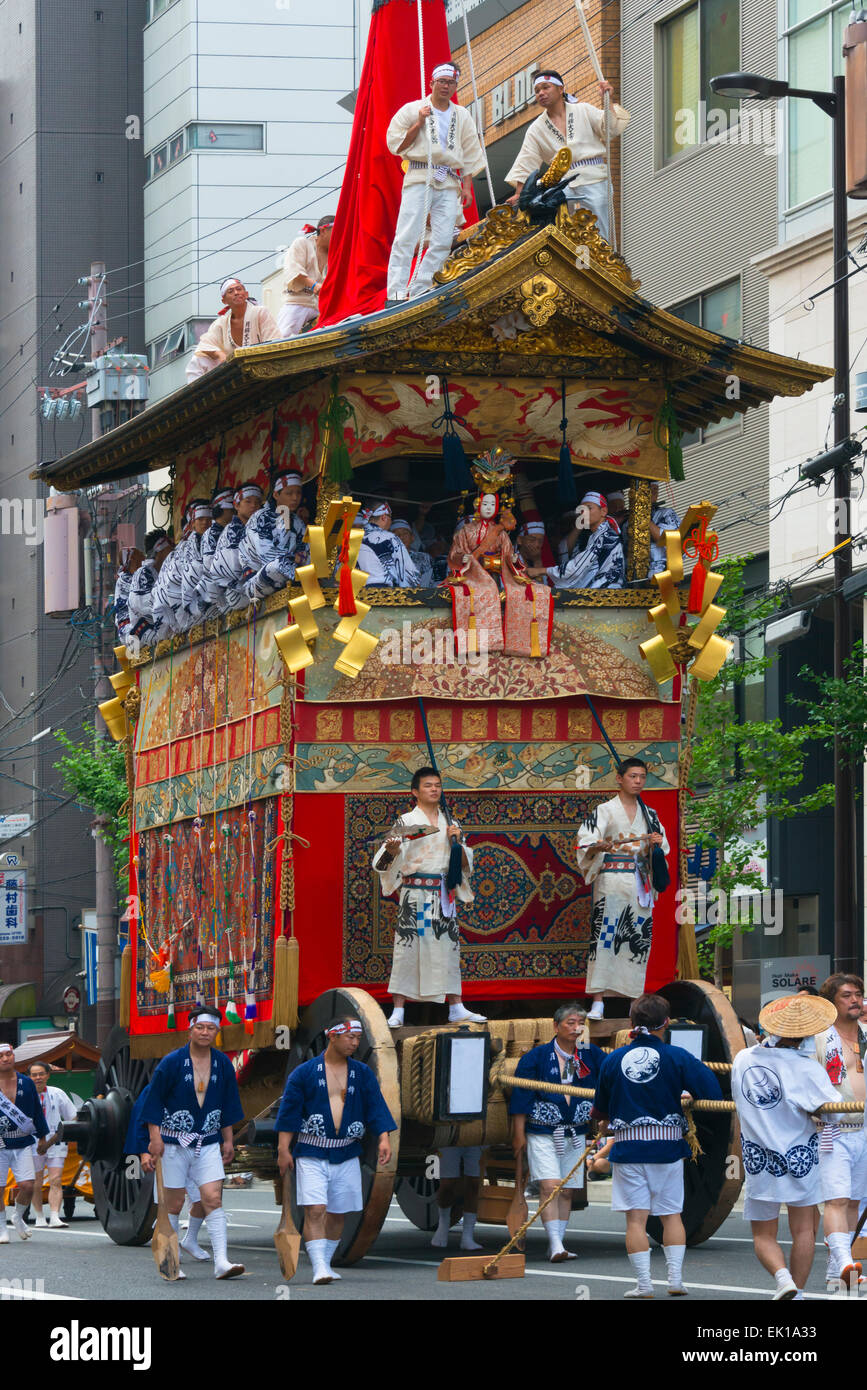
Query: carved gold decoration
531,708,556,739
519,275,560,328
567,708,592,740
627,478,652,582
534,250,552,266
496,707,521,740
605,710,627,739
428,709,452,741
389,710,415,741
315,709,342,741
638,708,664,739
461,708,488,740
434,206,533,284
353,709,380,740
541,147,573,187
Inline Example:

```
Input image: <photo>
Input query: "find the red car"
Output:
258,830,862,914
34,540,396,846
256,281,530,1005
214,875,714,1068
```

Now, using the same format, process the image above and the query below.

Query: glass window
169,131,185,163
670,278,742,443
150,144,168,178
785,0,849,211
660,0,739,162
187,123,264,152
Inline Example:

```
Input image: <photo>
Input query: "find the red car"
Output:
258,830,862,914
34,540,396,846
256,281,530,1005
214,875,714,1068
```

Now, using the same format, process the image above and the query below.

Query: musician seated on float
526,491,624,590
126,529,175,654
357,504,419,586
391,518,436,587
515,519,554,570
240,470,311,604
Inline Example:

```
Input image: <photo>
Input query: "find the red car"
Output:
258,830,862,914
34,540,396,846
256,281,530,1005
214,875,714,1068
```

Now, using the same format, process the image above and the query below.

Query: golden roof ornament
470,446,515,495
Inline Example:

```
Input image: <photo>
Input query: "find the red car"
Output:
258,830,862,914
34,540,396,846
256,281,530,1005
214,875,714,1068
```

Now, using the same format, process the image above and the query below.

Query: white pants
526,1133,586,1190
160,1142,225,1191
743,1196,817,1222
611,1160,684,1215
819,1127,867,1202
277,302,317,339
295,1156,363,1213
386,183,461,301
2,1147,36,1184
567,178,611,243
33,1143,67,1172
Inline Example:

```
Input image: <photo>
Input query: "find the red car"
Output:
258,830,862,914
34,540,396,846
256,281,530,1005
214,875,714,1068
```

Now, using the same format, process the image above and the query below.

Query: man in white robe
194,488,235,621
575,757,669,1016
385,62,486,301
185,279,279,382
373,767,484,1028
357,504,418,587
733,993,842,1298
505,70,629,243
391,518,434,586
814,971,867,1284
126,530,174,654
277,217,334,339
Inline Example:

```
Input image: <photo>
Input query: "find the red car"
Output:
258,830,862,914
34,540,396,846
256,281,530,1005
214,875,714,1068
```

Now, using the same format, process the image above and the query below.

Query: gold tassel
467,591,477,657
530,618,541,658
120,944,132,1029
273,934,299,1030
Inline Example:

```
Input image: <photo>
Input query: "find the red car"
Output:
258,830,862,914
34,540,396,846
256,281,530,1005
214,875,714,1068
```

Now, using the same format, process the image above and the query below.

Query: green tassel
668,440,684,482
328,437,353,484
654,389,684,484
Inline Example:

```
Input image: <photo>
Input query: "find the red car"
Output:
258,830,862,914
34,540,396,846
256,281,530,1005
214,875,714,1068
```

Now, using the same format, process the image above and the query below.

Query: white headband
220,278,243,297
522,521,546,535
0,1043,13,1055
579,491,605,510
369,504,391,518
534,74,563,88
432,63,458,81
326,1020,363,1036
391,518,412,530
192,505,211,520
151,538,172,558
234,485,263,503
274,473,303,492
190,1010,221,1027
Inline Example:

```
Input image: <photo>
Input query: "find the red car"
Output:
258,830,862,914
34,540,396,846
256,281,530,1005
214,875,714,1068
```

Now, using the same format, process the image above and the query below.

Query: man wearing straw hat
733,992,843,1298
504,70,629,244
592,993,721,1298
509,1002,606,1262
142,1008,245,1280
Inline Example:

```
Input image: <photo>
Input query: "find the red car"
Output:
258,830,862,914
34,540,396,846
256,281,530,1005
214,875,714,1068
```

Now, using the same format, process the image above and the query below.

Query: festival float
41,0,833,1268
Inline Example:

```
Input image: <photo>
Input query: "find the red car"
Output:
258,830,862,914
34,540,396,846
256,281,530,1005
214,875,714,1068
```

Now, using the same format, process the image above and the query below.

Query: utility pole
86,260,118,1044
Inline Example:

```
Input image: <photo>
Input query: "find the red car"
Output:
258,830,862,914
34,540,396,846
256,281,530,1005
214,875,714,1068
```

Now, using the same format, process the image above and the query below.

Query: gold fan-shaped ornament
639,501,732,685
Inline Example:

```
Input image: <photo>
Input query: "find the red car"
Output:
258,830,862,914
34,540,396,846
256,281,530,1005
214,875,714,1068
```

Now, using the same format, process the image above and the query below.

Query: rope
573,0,617,252
497,1073,866,1116
483,1142,595,1277
460,0,495,208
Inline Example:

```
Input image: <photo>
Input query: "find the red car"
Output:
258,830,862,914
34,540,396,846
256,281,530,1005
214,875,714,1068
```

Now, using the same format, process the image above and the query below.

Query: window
149,326,187,368
169,131,184,163
670,278,742,443
785,0,847,211
660,0,740,162
150,144,168,179
188,123,264,152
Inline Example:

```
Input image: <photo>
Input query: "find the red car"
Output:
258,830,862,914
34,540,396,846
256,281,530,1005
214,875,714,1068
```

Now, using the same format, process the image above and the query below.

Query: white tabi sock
387,1006,404,1029
306,1238,332,1284
181,1214,209,1259
664,1243,686,1287
460,1212,482,1250
5,1205,15,1225
828,1230,854,1275
431,1205,452,1248
206,1207,241,1276
628,1250,653,1293
544,1219,565,1256
323,1237,342,1278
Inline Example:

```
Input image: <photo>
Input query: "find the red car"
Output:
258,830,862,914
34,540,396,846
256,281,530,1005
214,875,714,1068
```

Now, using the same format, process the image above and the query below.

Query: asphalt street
0,1177,849,1304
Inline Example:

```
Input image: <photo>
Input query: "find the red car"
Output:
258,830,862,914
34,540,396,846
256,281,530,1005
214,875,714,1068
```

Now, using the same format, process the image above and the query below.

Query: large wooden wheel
286,986,400,1265
646,979,744,1247
395,1175,464,1232
89,1027,156,1246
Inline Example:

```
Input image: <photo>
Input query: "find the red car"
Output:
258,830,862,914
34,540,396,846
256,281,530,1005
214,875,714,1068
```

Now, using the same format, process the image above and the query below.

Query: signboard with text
0,870,26,943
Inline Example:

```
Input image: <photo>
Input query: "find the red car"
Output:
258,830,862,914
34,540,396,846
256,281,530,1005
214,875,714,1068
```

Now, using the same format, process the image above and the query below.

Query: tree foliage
53,729,129,902
689,558,834,977
791,640,867,772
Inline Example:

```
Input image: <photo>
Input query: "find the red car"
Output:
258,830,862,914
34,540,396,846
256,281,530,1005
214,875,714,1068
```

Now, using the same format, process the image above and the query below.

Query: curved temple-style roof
36,205,831,491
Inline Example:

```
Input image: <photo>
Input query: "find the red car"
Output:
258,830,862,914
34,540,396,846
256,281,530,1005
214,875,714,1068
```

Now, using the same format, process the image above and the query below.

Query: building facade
143,0,366,400
0,0,145,1039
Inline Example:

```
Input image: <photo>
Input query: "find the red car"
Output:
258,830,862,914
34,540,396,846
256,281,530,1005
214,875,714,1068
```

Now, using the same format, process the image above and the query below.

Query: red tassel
688,563,708,614
338,561,356,615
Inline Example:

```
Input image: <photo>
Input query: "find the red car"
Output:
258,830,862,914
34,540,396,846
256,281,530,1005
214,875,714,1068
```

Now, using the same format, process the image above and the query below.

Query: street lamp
710,70,856,972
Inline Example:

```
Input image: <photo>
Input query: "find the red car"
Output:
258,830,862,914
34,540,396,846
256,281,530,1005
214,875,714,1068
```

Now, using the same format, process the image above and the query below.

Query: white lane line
361,1254,832,1298
0,1286,80,1300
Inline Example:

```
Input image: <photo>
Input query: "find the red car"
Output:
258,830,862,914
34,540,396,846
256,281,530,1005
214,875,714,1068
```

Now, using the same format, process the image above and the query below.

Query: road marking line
0,1287,80,1300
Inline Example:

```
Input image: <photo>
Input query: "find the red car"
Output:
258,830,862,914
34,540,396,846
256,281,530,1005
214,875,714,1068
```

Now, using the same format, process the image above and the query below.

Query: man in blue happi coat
276,1017,397,1286
0,1041,50,1241
194,487,236,621
592,992,721,1298
142,1008,245,1280
125,1083,210,1270
239,469,310,604
510,1002,606,1262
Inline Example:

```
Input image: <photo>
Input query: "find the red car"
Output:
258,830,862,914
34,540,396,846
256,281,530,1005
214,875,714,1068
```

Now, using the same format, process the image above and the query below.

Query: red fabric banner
318,0,476,326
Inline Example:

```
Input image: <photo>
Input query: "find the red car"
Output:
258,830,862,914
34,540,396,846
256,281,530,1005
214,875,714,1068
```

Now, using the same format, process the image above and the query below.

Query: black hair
630,993,670,1031
796,983,820,997
144,528,168,554
411,766,441,792
618,757,647,776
